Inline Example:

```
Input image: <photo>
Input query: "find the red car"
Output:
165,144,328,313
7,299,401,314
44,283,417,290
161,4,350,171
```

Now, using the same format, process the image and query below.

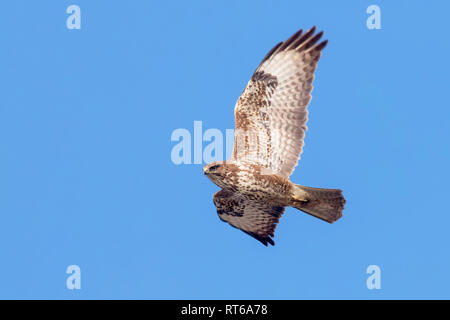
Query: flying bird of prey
204,27,345,246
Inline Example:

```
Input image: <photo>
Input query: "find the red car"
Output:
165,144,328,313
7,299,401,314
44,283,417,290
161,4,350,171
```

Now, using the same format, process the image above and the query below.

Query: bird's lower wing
213,189,286,246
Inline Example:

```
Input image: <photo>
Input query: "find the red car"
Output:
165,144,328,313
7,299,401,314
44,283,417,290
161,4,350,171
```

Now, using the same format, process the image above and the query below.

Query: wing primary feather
297,31,324,51
290,26,317,50
242,231,275,246
310,39,328,52
257,27,323,69
279,28,303,51
258,41,283,68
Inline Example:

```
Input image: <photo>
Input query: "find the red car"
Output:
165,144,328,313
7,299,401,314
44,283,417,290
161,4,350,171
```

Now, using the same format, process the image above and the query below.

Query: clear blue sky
1,0,449,299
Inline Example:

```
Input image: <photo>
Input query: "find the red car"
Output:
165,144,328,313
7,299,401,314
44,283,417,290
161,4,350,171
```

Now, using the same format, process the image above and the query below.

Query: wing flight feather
231,27,327,178
213,189,285,246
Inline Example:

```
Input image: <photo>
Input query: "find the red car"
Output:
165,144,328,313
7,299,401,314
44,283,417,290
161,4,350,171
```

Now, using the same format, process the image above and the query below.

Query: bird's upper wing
213,189,286,246
230,27,327,178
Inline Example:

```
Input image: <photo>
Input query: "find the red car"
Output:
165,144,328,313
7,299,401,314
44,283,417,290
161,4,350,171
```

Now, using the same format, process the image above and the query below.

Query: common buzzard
204,27,345,246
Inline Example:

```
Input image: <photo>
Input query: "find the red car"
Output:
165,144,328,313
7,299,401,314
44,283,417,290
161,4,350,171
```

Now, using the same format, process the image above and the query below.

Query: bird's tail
290,185,345,223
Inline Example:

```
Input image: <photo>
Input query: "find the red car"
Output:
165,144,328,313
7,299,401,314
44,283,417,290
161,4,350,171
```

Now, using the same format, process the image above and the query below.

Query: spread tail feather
291,185,345,223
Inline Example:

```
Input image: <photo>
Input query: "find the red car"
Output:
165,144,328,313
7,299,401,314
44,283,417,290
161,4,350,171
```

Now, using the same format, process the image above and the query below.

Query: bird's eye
209,165,220,172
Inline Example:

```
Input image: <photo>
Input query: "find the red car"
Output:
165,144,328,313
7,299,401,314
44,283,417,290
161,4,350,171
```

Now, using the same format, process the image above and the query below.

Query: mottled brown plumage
204,27,345,246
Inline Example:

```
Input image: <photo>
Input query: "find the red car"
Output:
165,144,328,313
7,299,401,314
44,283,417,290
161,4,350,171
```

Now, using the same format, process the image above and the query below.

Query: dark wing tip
278,28,303,51
243,231,275,246
314,39,328,52
301,30,324,51
257,26,327,69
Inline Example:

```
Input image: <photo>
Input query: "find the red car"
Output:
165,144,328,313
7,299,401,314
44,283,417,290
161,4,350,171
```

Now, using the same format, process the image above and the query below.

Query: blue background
1,0,449,299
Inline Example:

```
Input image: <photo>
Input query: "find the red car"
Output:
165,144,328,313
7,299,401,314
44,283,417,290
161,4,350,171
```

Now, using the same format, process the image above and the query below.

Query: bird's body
204,27,346,246
205,161,293,204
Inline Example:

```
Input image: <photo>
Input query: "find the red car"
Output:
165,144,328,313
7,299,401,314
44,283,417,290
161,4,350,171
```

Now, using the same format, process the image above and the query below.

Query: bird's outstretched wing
231,27,327,178
213,189,286,246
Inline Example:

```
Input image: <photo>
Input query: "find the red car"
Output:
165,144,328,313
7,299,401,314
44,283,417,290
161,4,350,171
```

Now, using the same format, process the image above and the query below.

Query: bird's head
203,161,228,187
203,161,225,176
